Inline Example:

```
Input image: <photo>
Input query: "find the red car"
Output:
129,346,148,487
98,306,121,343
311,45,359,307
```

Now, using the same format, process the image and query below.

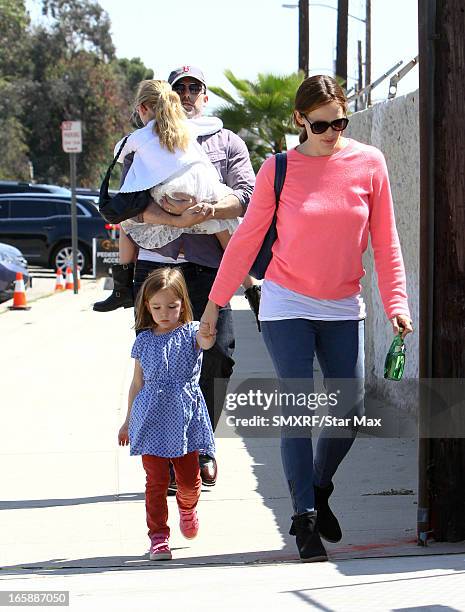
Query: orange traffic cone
77,266,81,290
8,272,31,311
54,268,65,292
65,267,74,290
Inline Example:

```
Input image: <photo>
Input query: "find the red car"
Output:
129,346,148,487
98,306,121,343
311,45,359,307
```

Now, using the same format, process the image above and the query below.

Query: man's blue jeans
261,318,365,514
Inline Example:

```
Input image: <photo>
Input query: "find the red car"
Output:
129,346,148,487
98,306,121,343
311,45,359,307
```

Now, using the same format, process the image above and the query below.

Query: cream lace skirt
120,160,239,250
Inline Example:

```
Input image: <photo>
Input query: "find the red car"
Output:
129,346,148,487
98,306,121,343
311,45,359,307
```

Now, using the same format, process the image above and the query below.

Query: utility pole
357,40,363,109
418,0,465,543
336,0,348,84
298,0,309,77
365,0,371,105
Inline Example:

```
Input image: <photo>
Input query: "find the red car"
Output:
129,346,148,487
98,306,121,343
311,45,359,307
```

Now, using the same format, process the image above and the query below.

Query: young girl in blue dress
118,267,216,560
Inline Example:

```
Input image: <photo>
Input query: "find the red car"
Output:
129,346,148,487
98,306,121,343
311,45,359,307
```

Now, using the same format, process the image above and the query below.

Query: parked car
75,187,118,199
0,181,102,205
0,194,116,274
75,187,100,198
0,181,71,196
0,242,29,297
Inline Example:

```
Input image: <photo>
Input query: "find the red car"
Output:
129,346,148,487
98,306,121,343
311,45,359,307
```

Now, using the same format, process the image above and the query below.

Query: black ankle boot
93,263,135,312
244,285,261,332
289,510,328,562
314,482,342,543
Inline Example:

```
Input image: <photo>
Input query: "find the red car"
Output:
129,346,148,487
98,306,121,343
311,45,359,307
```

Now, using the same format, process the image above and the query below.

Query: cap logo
182,66,190,73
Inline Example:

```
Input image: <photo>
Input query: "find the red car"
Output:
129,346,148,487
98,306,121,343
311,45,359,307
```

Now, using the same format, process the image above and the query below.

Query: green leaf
211,69,304,168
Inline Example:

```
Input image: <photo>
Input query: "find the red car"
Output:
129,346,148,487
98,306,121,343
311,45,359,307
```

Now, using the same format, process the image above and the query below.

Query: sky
26,0,419,113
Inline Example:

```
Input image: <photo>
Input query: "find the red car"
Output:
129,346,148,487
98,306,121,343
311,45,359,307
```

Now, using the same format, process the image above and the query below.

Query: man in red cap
131,66,256,488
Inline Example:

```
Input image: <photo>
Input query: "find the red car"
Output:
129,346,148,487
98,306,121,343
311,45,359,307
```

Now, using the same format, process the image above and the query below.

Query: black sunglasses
301,114,349,135
172,83,205,95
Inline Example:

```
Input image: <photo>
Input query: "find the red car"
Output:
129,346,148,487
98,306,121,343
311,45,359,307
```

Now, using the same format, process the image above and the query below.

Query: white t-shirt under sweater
259,279,366,322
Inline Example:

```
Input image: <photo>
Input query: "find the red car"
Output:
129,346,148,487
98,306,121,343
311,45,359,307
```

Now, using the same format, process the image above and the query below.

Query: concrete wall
345,91,419,410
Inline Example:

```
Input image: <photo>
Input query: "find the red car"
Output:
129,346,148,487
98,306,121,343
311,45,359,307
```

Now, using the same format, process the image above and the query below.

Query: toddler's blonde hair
133,79,190,153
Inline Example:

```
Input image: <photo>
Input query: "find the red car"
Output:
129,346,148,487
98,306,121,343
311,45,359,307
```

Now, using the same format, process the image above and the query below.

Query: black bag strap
109,135,130,175
273,151,287,209
100,135,130,201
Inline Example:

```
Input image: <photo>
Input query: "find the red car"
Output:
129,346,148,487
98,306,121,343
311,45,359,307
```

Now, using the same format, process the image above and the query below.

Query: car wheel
51,244,90,274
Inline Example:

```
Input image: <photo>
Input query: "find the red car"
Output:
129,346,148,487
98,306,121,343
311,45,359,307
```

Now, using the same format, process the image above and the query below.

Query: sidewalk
0,281,464,611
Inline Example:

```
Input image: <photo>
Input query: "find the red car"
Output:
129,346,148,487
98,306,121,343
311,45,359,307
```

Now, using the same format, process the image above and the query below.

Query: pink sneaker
149,534,172,560
179,508,199,539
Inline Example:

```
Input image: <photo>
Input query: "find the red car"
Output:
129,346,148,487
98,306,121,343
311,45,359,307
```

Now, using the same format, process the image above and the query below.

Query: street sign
61,120,82,293
61,121,82,153
92,238,119,278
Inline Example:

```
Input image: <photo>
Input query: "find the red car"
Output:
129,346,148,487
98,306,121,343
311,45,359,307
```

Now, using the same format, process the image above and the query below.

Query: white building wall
345,91,419,410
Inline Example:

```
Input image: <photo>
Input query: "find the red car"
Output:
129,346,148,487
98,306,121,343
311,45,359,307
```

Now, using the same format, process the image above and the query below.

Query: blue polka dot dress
128,321,215,458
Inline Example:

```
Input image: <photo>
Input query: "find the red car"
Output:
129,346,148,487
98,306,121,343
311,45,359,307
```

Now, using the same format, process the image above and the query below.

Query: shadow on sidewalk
0,493,145,510
2,549,465,577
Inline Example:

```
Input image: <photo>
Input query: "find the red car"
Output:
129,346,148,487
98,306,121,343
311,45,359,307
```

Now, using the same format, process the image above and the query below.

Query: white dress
116,119,238,250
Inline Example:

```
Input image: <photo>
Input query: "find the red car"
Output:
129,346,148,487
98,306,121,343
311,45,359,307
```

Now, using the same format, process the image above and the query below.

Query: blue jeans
261,318,365,514
134,260,235,432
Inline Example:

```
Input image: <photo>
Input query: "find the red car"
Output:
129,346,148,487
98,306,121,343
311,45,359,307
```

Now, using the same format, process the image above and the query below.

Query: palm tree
209,70,304,172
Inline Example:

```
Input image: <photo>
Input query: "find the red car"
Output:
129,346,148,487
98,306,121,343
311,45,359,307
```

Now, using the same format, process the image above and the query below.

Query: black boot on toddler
93,263,135,312
289,510,328,563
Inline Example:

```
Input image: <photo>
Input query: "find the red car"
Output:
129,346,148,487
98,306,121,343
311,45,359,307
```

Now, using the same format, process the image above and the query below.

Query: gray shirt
122,127,255,268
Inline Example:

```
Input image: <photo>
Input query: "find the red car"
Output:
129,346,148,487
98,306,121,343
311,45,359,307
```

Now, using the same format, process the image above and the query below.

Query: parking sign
61,121,82,153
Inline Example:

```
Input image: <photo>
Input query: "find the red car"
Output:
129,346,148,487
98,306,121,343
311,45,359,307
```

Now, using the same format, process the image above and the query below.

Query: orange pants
141,451,201,537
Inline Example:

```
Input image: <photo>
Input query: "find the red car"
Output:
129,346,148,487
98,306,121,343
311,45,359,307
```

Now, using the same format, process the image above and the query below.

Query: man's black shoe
199,454,217,486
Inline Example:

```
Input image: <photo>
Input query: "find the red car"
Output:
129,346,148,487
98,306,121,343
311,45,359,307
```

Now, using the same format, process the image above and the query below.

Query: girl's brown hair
134,267,194,331
133,79,190,153
294,75,348,143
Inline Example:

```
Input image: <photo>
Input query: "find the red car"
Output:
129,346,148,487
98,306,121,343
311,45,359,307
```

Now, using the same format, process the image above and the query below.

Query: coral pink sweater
209,139,410,320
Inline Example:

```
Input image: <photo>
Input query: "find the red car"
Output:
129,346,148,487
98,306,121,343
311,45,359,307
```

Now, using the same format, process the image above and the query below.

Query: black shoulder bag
249,151,287,279
98,136,152,224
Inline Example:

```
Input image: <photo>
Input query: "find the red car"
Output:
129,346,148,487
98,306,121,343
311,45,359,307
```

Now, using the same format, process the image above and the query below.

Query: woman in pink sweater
201,75,413,562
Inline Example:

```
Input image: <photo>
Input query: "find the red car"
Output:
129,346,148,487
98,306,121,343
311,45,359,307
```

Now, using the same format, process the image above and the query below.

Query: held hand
390,315,413,339
173,204,214,228
197,202,215,218
187,202,214,220
200,300,220,337
198,320,217,339
118,423,129,446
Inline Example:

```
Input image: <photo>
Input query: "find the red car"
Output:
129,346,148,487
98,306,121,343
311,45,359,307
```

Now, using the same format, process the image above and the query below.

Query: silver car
0,242,29,296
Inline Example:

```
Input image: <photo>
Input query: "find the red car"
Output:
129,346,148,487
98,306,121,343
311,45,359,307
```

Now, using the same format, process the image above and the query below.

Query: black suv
0,181,72,196
0,193,113,273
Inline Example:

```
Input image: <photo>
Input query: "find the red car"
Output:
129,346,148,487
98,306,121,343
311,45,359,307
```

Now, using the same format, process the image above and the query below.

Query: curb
0,277,101,315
